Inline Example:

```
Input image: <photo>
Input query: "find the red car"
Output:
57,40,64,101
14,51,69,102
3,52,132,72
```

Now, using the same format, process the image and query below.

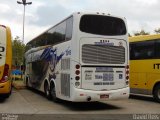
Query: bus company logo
95,40,114,46
153,63,160,69
66,49,71,56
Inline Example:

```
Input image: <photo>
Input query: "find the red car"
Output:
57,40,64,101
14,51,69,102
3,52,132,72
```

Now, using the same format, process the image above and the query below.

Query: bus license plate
103,73,113,81
100,94,109,99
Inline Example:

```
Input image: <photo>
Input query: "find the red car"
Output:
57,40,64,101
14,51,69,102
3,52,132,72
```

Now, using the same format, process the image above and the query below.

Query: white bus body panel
70,87,129,102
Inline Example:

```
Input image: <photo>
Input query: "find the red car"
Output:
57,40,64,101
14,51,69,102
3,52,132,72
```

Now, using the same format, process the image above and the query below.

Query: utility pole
17,0,32,43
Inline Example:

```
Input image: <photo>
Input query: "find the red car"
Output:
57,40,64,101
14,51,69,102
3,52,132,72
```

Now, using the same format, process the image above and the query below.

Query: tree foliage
154,28,160,34
134,29,150,36
12,36,25,67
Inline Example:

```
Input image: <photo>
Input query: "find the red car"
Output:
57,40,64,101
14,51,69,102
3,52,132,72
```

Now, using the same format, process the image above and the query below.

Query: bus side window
65,17,73,41
131,41,155,60
155,39,160,58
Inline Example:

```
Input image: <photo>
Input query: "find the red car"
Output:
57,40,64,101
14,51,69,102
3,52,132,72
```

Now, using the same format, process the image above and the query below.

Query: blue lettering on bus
66,49,71,56
94,42,114,46
95,75,103,79
96,67,113,72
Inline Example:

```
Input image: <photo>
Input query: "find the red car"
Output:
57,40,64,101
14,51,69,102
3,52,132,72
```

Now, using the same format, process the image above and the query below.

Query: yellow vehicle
129,34,160,102
0,25,12,98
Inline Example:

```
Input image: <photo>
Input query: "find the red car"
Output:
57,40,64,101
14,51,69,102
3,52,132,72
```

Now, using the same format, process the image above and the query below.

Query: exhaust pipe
87,96,91,102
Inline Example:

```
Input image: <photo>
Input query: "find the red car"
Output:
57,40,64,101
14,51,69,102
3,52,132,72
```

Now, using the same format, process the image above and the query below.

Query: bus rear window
80,15,126,35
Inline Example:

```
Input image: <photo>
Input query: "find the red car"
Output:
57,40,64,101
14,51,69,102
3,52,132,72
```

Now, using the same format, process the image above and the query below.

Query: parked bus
0,25,12,98
25,12,129,102
129,34,160,102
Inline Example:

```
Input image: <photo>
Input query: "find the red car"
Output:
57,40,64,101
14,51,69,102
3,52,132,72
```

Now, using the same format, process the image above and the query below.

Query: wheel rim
45,84,49,97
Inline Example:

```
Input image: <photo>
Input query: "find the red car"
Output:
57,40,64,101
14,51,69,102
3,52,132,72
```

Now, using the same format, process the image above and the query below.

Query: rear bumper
0,81,11,94
71,87,129,102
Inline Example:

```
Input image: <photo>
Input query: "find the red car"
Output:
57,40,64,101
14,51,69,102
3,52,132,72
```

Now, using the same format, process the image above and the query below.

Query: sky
0,0,160,44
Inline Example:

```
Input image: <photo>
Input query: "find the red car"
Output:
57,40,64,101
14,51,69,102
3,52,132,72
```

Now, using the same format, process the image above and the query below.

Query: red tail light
75,70,80,75
75,64,81,87
75,64,80,69
126,65,129,69
125,65,129,85
75,76,80,80
0,64,9,83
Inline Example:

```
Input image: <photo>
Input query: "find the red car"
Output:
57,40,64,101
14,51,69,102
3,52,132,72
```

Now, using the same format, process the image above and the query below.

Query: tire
50,83,59,102
44,82,51,99
2,86,12,99
4,93,10,98
153,84,160,103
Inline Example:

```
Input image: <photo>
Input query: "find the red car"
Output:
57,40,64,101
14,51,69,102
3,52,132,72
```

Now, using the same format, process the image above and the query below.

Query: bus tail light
0,64,9,83
75,76,80,80
75,64,81,87
75,70,80,75
125,65,129,85
75,64,80,69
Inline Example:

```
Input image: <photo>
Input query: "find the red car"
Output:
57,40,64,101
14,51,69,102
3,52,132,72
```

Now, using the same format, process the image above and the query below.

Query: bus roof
129,34,160,43
26,12,126,45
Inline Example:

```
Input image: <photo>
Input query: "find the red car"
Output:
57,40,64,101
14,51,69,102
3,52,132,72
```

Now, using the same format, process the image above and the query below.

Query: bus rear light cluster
0,64,9,83
125,65,129,85
75,64,81,87
126,65,129,69
75,70,80,75
126,70,129,74
75,64,80,69
75,76,80,80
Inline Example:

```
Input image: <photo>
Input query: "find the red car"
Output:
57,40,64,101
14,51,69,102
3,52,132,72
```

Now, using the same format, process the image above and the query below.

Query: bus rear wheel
153,84,160,103
44,82,51,100
50,82,58,102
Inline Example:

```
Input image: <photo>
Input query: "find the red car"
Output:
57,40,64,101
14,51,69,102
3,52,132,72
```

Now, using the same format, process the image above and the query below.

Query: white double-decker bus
25,12,129,102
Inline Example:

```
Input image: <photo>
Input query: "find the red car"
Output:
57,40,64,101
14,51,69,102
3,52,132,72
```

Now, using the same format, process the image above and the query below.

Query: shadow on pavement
59,101,122,111
0,97,6,103
129,94,158,103
27,87,122,111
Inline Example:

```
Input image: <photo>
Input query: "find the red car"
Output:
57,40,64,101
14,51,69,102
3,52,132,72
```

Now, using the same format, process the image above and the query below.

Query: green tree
154,28,160,34
12,36,25,68
134,29,150,36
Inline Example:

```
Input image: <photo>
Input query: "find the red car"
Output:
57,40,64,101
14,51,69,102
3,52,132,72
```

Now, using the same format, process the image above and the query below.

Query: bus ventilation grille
61,73,70,97
61,58,70,70
82,44,125,64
